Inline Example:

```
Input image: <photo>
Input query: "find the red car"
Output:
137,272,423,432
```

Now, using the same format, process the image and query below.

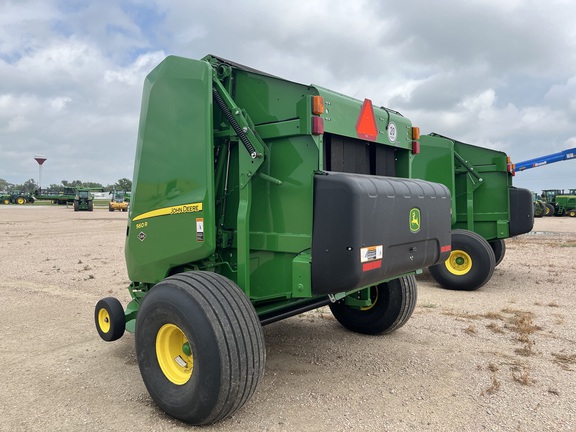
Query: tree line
0,178,132,194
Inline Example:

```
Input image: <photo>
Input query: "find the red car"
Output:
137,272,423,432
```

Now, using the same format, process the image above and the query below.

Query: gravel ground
1,206,575,432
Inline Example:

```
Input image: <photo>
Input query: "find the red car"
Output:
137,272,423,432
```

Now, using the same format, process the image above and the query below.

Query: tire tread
160,271,265,424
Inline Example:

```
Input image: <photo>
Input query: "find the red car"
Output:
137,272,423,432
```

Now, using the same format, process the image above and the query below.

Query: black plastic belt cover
311,171,452,295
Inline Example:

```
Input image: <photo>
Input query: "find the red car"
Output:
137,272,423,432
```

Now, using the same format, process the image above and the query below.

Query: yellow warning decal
132,202,203,222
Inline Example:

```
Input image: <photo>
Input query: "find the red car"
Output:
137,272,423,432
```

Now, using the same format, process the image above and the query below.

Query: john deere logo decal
410,208,421,233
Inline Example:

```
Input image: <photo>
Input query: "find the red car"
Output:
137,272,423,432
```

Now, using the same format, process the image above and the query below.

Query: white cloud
104,51,165,86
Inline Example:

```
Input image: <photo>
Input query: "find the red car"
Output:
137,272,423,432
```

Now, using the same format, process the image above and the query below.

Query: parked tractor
73,188,95,211
540,189,561,216
108,190,129,212
540,189,576,217
532,192,547,218
1,191,35,205
94,55,453,425
412,133,534,291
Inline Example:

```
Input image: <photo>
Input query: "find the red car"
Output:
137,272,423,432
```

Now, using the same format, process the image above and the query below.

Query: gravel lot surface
1,206,575,431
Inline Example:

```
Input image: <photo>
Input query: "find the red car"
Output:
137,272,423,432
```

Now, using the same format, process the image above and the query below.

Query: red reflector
312,116,324,135
356,99,378,141
362,260,382,272
412,141,420,154
441,245,451,253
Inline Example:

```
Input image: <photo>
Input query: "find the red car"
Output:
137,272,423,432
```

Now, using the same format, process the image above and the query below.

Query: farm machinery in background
515,147,575,171
34,187,77,205
538,189,576,217
34,187,106,211
73,187,105,211
532,192,548,218
0,191,35,205
514,148,576,217
108,189,130,212
73,188,95,211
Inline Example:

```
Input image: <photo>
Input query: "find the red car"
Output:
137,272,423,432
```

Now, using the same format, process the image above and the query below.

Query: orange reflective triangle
356,98,378,141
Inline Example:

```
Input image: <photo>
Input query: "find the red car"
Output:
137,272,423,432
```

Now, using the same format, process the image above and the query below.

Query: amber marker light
506,156,515,176
312,96,325,115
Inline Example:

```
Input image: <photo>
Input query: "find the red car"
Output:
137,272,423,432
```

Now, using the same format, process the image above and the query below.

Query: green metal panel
413,134,513,241
212,72,319,301
412,134,457,225
248,134,317,301
314,86,413,150
125,56,216,283
232,70,314,127
452,139,511,240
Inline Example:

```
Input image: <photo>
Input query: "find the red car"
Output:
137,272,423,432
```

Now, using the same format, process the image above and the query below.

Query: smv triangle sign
355,98,378,141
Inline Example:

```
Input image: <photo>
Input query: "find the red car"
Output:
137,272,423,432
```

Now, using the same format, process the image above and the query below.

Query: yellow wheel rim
3,199,9,205
445,249,472,275
156,324,193,385
17,197,25,205
97,308,111,333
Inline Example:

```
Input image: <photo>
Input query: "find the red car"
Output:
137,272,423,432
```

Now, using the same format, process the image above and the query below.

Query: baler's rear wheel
135,271,265,425
429,229,495,291
95,297,126,342
489,239,506,267
329,275,417,335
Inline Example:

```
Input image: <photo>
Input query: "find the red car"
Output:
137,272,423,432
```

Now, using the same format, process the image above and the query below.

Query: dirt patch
1,207,575,431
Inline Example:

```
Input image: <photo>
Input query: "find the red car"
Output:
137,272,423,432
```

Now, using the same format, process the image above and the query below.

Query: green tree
0,178,9,191
62,180,82,188
9,179,36,194
22,179,38,194
48,183,63,192
82,182,103,189
115,178,132,192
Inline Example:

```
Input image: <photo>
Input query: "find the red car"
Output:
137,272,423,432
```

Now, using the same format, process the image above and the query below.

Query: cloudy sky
1,0,575,193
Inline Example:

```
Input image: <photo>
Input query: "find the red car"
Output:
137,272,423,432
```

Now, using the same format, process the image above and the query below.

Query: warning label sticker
196,218,204,242
360,245,383,263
